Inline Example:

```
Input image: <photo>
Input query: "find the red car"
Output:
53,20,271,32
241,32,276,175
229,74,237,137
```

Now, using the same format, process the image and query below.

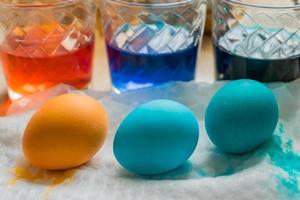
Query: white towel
0,81,300,200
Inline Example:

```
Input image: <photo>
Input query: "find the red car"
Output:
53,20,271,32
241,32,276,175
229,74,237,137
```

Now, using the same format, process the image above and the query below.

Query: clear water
215,25,300,82
106,23,198,92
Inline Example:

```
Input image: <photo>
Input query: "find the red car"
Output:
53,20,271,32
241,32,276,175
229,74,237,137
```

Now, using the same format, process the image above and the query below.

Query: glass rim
104,0,203,7
0,0,83,8
224,0,300,9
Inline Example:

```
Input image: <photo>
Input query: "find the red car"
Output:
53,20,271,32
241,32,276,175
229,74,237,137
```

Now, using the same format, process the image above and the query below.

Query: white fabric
0,81,300,200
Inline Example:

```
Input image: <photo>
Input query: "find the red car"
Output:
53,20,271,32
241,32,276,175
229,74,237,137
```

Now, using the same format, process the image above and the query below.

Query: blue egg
205,79,279,154
113,99,199,175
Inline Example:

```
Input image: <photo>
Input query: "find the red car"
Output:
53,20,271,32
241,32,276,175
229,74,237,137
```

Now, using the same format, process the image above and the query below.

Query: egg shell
205,79,279,154
113,99,199,176
22,93,108,170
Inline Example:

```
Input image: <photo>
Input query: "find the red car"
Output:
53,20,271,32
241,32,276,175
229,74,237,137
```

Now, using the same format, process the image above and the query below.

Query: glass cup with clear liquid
100,0,207,92
0,0,96,99
213,0,300,82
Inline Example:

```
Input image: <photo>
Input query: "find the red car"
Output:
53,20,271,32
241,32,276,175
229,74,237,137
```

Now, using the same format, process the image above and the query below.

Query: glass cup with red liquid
100,0,207,92
0,0,96,99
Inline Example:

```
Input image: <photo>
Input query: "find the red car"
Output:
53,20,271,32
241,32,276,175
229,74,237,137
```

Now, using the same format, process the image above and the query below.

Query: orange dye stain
8,166,76,200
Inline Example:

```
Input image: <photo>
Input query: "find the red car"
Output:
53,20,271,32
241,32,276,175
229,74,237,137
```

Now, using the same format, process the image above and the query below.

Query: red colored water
0,26,94,97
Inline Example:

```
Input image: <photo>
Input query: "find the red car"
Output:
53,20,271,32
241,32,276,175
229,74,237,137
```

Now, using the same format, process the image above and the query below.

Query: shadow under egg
195,137,276,178
116,161,194,180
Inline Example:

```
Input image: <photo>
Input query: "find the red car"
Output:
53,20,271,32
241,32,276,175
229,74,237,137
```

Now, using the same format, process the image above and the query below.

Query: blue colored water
106,42,198,92
214,44,300,82
215,25,300,82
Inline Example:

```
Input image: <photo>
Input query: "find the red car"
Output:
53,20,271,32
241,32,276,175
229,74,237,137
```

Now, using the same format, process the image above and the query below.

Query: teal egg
205,79,279,154
113,99,199,175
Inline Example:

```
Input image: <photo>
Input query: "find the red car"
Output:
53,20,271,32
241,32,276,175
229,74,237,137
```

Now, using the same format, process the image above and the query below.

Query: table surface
0,34,215,102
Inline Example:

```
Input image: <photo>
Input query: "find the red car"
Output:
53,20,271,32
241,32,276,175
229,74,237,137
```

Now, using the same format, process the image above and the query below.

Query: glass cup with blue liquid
100,0,207,92
213,0,300,82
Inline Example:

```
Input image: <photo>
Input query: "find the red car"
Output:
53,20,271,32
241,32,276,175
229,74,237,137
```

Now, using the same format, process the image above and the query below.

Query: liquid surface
107,24,198,92
0,25,94,98
215,25,300,82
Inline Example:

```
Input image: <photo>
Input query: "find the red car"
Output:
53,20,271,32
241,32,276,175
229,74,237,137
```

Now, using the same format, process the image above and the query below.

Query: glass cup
213,0,300,82
0,0,96,99
100,0,207,92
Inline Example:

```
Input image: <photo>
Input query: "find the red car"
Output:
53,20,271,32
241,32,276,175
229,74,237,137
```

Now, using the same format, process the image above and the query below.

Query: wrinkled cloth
0,81,300,200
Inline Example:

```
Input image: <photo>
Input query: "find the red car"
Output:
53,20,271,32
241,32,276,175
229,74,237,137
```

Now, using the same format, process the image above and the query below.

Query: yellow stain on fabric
8,166,76,200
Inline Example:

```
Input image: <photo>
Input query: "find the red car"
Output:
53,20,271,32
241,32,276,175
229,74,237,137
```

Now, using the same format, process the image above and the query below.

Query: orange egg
22,93,108,170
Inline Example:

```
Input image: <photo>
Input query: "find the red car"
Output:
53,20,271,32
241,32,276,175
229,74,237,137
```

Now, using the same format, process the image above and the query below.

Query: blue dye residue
198,122,300,199
266,123,300,199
